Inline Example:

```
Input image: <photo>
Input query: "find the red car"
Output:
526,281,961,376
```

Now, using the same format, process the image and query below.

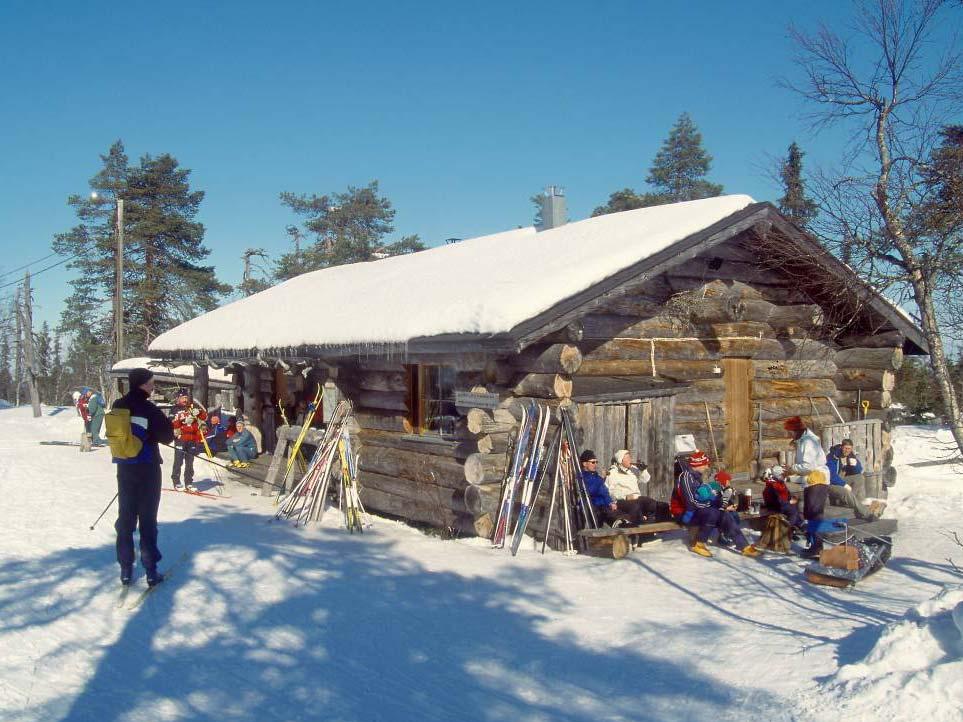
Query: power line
0,253,84,293
0,251,61,280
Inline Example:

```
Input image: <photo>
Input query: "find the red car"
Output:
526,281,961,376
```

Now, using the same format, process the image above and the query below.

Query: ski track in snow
0,408,961,721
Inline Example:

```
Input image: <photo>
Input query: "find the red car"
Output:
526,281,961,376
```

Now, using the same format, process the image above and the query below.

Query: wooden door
723,358,753,472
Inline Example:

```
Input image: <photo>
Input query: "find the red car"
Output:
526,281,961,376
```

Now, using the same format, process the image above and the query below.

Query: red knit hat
689,450,710,469
783,416,805,432
714,470,732,486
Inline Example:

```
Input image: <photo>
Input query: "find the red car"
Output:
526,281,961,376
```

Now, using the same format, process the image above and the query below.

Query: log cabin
148,194,926,542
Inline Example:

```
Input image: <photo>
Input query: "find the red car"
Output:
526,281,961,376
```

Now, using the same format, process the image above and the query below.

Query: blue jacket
583,470,613,508
228,429,258,457
677,466,714,511
826,444,863,486
111,388,174,465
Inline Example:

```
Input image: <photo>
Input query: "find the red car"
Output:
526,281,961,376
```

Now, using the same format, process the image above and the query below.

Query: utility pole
21,272,41,417
115,199,125,362
13,287,22,406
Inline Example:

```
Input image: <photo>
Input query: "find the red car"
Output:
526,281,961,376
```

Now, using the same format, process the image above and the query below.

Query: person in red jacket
170,390,208,491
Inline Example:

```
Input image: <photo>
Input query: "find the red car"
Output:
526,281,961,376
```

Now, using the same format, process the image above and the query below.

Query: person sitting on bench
826,439,877,520
226,420,258,468
709,470,742,546
671,450,761,559
762,465,804,529
605,449,670,523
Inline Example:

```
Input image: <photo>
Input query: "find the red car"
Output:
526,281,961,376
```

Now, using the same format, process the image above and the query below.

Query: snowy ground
0,407,960,722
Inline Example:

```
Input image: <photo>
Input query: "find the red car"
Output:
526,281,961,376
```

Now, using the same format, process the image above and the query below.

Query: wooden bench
578,521,684,559
577,504,861,559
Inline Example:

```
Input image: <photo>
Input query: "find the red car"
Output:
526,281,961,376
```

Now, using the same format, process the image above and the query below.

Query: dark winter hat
128,368,154,390
579,449,598,464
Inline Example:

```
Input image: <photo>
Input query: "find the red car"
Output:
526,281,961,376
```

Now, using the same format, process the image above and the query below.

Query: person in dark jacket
826,440,875,519
580,449,665,527
112,368,175,586
670,451,761,558
801,469,831,557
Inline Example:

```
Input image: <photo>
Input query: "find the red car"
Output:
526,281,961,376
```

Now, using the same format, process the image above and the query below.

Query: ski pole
89,492,119,530
158,441,286,490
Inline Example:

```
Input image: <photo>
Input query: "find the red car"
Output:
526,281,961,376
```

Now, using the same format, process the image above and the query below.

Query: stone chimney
537,186,567,231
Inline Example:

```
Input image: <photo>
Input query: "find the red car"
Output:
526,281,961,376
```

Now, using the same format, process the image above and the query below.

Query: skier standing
111,368,174,586
85,388,107,446
170,390,208,491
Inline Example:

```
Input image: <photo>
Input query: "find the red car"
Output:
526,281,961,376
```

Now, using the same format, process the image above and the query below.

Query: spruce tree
646,113,723,202
777,142,818,228
275,181,425,280
53,141,230,357
594,113,723,216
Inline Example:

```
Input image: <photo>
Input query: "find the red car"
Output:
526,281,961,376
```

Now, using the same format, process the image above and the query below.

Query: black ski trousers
171,441,199,483
115,463,163,570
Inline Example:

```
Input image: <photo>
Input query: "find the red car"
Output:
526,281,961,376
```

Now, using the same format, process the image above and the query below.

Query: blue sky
0,1,867,330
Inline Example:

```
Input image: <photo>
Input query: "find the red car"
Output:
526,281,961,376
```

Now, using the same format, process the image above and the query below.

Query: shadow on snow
0,510,790,722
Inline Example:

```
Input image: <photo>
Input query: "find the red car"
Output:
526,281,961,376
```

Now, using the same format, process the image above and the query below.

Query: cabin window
405,364,458,437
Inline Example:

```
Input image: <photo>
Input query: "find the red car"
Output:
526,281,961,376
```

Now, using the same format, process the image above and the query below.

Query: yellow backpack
104,408,144,459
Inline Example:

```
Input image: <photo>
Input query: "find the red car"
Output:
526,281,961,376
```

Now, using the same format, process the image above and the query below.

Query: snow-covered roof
150,195,755,356
111,357,231,384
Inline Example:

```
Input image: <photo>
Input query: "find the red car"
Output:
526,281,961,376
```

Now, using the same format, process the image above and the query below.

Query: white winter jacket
605,450,651,500
791,428,830,483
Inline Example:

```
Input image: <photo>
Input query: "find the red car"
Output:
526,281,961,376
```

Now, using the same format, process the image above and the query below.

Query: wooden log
834,347,903,371
499,396,571,420
751,378,837,400
477,432,511,455
464,453,509,485
834,369,896,392
539,320,585,344
473,512,495,539
753,359,837,379
483,360,515,386
706,321,778,338
358,446,466,488
358,430,476,460
752,438,796,458
835,390,892,409
355,370,407,393
580,314,691,340
193,365,210,408
479,420,517,435
674,401,725,423
756,397,838,420
512,373,572,399
465,408,493,434
673,379,727,404
837,330,905,349
597,293,665,317
463,482,503,516
358,486,474,532
738,301,824,328
357,470,468,513
512,344,583,374
354,390,408,412
352,411,414,434
356,359,408,372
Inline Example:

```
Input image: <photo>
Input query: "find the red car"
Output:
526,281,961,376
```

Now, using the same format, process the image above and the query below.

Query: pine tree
777,142,818,229
275,181,425,280
594,113,723,216
0,334,12,402
35,322,53,403
52,141,230,357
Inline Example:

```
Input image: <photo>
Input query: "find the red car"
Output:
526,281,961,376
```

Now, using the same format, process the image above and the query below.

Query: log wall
304,238,910,537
